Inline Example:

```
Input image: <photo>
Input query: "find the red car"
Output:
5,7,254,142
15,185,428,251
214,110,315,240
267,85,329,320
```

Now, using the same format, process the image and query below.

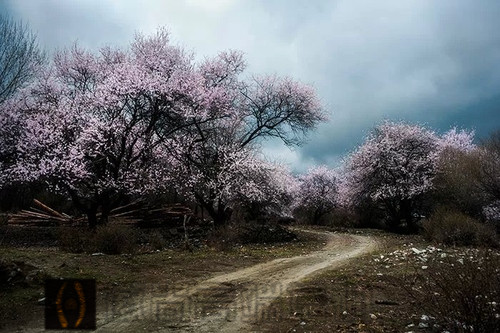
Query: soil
3,225,496,332
92,228,378,332
0,227,323,332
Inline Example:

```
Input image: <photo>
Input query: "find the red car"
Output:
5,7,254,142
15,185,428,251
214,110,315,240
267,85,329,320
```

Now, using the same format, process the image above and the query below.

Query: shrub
0,260,26,288
323,208,360,228
58,227,92,253
404,250,500,332
58,224,138,254
146,230,167,250
205,224,238,251
206,222,297,250
0,259,46,289
92,224,137,254
0,226,58,247
433,148,485,217
422,207,498,247
291,206,312,225
238,222,297,244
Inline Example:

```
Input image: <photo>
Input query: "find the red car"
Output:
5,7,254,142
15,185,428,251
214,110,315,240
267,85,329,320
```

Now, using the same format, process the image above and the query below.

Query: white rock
370,313,377,319
411,248,423,254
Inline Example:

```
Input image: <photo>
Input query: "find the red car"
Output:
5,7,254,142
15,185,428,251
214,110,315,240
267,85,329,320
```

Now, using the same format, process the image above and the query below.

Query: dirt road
96,229,378,332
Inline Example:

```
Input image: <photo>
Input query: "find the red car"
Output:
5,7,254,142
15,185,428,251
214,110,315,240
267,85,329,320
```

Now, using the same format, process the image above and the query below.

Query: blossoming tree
1,30,244,227
170,74,325,225
1,29,325,227
343,121,476,231
167,55,326,226
293,165,338,224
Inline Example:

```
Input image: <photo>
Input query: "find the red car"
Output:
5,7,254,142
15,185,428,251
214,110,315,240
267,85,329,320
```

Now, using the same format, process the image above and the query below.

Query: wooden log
110,210,140,218
14,211,52,219
33,199,66,219
29,207,50,215
109,200,143,214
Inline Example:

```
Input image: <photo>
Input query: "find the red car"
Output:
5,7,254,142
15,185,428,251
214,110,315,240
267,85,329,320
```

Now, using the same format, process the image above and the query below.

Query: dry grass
403,249,500,332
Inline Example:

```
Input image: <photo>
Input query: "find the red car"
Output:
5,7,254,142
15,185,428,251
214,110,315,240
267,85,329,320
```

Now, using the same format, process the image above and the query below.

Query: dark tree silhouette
0,15,44,104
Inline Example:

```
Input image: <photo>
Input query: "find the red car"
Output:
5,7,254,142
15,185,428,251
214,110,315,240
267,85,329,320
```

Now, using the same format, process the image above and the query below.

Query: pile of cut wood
7,199,193,227
9,199,78,226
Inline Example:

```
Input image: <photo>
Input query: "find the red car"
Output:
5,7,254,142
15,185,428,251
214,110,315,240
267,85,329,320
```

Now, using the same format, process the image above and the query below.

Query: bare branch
0,15,45,104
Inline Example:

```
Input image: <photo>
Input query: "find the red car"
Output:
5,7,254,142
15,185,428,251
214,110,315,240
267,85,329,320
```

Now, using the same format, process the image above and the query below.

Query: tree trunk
99,193,111,225
205,203,231,227
401,200,418,233
385,201,401,232
87,204,98,230
194,193,230,227
213,203,229,227
313,207,327,225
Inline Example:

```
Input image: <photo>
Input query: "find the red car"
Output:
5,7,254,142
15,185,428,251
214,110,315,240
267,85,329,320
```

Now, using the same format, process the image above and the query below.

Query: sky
2,0,500,173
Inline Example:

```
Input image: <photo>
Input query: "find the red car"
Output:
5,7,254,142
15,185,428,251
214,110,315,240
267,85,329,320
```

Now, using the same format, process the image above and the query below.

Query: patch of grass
0,286,42,328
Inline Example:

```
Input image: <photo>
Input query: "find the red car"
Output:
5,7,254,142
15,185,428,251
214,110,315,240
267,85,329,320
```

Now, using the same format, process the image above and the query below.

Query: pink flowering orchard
0,29,326,227
342,121,476,231
3,28,489,232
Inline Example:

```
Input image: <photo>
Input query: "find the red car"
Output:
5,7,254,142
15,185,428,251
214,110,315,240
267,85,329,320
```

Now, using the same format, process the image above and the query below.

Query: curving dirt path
95,229,378,332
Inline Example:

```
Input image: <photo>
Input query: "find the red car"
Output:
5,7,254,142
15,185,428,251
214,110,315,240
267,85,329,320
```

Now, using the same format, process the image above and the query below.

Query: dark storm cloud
286,0,500,170
2,0,138,51
3,0,500,172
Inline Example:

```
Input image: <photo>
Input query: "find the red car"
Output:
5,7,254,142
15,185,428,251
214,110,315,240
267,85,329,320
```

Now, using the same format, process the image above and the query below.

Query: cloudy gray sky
2,0,500,172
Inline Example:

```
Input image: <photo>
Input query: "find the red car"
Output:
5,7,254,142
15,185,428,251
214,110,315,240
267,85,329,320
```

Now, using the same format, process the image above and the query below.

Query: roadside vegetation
252,234,500,333
0,15,499,332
